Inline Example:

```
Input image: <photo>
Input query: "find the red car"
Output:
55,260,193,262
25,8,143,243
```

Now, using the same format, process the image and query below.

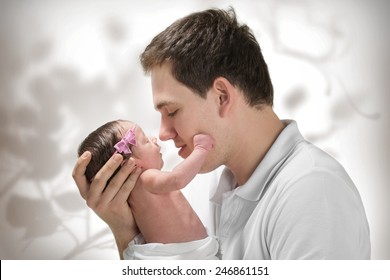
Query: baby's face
121,122,163,170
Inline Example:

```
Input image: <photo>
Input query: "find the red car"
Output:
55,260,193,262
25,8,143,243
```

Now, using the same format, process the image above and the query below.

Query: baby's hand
193,134,214,151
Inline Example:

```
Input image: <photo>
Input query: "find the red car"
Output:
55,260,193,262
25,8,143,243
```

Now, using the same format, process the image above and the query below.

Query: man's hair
77,120,126,183
140,7,273,107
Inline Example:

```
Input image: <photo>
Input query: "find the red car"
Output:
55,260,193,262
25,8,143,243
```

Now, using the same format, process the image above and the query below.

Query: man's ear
212,77,234,117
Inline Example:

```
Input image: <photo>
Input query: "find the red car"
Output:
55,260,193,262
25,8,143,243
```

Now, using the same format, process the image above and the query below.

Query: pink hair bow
114,128,137,156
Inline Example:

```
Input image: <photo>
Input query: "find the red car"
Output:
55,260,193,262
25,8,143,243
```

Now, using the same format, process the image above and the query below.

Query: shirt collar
211,119,304,204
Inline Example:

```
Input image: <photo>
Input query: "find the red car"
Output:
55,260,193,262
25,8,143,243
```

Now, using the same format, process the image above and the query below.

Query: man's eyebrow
155,101,177,111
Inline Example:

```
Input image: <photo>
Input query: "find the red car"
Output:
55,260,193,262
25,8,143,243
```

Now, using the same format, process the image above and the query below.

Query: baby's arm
141,134,213,194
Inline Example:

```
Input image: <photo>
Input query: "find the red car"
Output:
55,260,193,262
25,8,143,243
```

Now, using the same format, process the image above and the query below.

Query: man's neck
226,106,285,186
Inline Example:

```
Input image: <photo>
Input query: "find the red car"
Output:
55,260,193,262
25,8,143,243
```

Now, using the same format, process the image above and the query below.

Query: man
73,8,370,259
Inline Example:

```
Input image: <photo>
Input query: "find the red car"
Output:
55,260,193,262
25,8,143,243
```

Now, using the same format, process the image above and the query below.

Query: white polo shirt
124,120,371,259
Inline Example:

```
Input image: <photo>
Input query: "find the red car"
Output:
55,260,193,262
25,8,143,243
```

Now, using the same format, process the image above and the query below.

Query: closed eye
167,109,178,117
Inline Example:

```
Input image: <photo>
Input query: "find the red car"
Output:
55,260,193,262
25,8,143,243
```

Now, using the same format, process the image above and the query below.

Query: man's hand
72,151,141,259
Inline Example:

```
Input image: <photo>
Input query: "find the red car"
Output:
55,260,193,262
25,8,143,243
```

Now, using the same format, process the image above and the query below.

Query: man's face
151,63,219,168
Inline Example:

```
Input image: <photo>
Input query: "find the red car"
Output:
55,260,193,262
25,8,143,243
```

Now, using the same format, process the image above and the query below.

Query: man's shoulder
281,140,347,178
267,140,355,197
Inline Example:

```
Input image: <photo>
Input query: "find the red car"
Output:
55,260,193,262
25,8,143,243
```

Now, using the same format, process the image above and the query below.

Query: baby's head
77,120,163,183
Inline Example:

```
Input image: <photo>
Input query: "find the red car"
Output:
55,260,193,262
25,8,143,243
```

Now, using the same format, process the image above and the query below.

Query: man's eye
167,110,178,117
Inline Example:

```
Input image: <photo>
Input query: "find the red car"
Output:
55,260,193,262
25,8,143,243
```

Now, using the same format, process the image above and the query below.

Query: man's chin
178,147,191,159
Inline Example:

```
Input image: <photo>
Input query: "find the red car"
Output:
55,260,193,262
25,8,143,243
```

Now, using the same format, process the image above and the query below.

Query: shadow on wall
0,12,147,259
0,0,389,259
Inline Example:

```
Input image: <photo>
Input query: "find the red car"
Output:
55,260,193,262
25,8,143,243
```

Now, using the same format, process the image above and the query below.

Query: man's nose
159,120,176,141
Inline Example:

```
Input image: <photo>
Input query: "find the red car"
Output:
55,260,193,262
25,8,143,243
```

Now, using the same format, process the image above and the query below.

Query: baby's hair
77,120,129,183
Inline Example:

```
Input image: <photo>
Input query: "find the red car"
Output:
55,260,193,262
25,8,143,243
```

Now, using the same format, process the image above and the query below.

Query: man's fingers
117,166,142,200
101,158,137,203
88,153,123,205
72,151,92,199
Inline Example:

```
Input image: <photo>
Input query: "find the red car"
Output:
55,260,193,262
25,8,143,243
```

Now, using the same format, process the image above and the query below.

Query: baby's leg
129,184,207,244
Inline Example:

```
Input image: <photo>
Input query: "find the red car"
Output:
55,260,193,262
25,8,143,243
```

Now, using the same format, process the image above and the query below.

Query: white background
0,0,389,259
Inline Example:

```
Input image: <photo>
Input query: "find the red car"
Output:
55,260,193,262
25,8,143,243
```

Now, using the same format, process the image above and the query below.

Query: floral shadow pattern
0,0,389,259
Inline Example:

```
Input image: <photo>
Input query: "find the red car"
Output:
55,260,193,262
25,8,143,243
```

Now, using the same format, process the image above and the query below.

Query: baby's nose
150,137,160,147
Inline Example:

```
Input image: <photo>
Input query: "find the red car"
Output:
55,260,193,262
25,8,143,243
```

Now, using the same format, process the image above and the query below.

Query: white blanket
123,235,219,260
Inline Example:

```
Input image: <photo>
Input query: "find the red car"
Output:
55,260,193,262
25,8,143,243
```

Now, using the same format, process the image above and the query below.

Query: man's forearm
112,228,139,260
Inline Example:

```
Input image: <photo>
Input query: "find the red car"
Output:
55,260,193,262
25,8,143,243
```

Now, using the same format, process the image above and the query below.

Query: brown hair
77,120,127,183
140,7,274,107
